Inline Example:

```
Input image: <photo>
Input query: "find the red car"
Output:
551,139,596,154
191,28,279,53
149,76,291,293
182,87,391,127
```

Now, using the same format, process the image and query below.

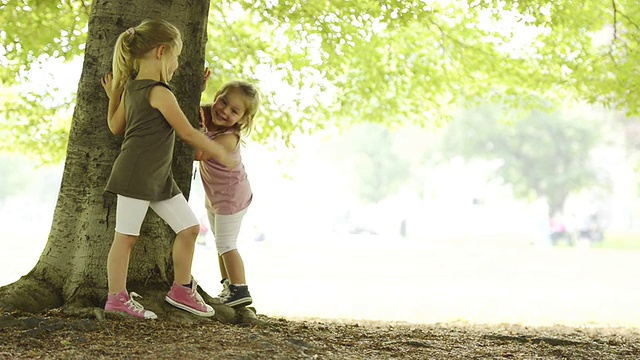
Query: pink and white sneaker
104,290,158,319
165,279,215,317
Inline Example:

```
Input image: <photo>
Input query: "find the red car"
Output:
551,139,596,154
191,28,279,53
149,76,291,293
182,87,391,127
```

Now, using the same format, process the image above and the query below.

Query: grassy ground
592,231,640,250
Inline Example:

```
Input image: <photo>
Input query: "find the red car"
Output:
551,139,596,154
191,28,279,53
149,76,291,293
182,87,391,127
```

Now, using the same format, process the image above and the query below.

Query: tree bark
0,0,256,323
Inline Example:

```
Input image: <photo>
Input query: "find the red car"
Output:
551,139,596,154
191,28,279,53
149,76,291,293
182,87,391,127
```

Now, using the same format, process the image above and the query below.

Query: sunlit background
2,33,640,328
3,132,640,328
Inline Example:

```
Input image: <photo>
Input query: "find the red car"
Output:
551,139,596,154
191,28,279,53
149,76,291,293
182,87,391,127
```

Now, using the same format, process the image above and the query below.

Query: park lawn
593,231,640,250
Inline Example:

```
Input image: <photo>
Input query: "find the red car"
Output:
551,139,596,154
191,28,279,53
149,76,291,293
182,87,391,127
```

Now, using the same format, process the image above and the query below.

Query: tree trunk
0,0,253,323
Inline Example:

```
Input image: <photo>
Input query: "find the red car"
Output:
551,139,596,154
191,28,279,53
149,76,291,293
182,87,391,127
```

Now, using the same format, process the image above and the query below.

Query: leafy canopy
1,0,638,161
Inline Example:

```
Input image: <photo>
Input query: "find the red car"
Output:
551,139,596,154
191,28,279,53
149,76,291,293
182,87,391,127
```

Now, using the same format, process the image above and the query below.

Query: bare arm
100,73,126,135
149,85,237,168
197,133,239,163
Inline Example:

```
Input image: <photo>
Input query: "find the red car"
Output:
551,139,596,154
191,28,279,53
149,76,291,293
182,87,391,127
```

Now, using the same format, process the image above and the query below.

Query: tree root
0,278,267,326
0,276,63,313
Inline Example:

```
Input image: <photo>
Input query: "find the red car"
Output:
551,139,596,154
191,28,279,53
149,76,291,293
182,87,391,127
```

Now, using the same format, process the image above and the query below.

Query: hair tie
126,27,135,35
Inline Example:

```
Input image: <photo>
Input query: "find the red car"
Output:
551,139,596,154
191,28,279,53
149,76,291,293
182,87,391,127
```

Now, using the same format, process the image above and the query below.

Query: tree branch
611,0,618,42
617,10,640,31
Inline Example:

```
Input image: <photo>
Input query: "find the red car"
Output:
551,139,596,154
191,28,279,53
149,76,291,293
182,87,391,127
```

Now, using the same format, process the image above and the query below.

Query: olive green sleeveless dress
105,79,181,201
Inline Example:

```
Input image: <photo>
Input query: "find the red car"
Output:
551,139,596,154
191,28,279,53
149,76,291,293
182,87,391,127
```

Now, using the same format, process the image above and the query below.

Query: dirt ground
1,308,639,360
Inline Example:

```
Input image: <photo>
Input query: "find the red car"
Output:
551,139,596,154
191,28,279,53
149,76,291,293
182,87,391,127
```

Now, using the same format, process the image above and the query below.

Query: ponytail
111,30,137,91
109,19,182,90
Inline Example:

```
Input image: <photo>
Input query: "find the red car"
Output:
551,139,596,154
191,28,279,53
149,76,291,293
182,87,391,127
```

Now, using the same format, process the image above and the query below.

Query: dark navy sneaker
213,278,230,302
222,284,252,307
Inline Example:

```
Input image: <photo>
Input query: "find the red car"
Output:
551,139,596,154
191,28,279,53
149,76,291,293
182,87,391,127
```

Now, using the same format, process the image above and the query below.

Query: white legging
207,208,247,255
115,194,199,236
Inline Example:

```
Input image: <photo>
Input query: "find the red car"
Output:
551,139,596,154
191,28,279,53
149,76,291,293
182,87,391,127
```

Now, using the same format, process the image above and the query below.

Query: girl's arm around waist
196,133,239,163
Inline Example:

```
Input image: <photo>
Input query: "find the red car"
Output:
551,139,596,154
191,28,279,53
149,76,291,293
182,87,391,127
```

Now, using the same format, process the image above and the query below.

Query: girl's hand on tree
100,73,123,100
201,68,211,93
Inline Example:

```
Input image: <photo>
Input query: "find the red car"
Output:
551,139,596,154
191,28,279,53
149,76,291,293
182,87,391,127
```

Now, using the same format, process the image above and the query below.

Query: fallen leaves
1,309,639,359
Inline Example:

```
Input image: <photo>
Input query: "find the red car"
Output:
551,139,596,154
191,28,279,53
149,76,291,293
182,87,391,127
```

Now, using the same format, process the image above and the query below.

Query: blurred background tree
323,123,411,204
441,105,606,216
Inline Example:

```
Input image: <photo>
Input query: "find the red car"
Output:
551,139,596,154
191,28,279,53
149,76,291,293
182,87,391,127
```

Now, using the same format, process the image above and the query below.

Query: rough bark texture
0,0,222,317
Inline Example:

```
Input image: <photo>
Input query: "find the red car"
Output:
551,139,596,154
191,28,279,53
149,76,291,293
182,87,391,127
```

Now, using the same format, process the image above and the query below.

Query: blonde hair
213,81,261,135
111,19,182,90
